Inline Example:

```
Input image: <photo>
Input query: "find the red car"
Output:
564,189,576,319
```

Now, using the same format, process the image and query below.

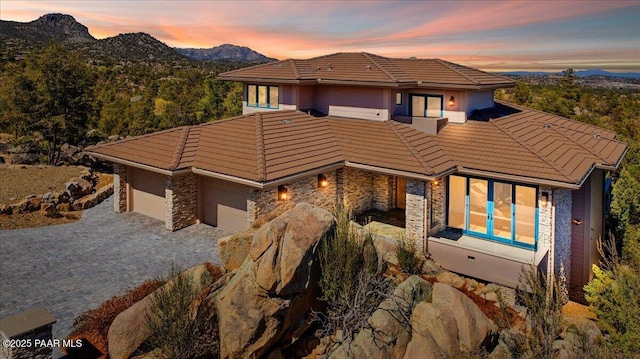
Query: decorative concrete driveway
0,196,231,356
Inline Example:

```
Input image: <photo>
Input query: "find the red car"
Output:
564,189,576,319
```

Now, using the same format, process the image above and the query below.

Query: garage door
202,178,248,232
130,168,166,221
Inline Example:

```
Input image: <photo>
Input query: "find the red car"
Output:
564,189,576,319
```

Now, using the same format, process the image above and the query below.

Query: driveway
0,196,231,357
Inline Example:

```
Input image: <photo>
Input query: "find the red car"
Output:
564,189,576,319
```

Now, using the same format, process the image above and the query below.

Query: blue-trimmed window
247,84,279,108
446,175,538,250
410,94,443,117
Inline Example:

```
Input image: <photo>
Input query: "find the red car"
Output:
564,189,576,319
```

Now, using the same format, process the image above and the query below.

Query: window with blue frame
247,84,279,108
447,175,538,249
410,94,443,117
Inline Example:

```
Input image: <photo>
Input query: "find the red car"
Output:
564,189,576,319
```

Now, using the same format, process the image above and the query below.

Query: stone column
373,174,393,211
554,189,572,286
406,178,426,251
429,179,446,235
113,163,128,213
165,173,197,231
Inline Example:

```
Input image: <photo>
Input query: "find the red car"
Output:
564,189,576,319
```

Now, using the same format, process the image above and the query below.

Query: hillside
175,44,276,62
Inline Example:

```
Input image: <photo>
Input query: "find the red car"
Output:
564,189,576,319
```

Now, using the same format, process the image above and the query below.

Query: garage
129,168,166,221
202,177,248,232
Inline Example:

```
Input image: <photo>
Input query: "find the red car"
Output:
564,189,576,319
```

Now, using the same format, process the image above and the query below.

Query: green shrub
317,206,394,341
396,237,422,274
144,264,219,359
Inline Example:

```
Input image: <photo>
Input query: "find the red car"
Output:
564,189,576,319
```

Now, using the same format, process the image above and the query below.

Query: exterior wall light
318,174,329,188
448,96,455,107
278,185,288,201
572,219,583,225
540,192,549,206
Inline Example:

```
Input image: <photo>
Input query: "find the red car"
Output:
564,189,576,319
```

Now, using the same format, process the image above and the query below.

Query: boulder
330,276,432,359
0,156,5,164
0,204,11,215
28,196,42,212
68,177,93,197
217,231,254,271
42,192,55,203
215,203,335,359
40,203,56,216
421,259,443,275
436,271,466,288
432,283,497,351
372,235,399,266
107,265,214,359
56,203,71,212
249,202,335,296
404,301,460,358
10,153,39,165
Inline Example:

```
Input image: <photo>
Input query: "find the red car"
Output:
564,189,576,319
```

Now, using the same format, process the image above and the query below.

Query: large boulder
107,265,214,359
329,275,432,359
403,302,459,358
215,203,335,359
431,283,497,351
217,231,254,271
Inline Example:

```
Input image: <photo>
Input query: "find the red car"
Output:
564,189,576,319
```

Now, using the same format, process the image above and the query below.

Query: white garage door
202,178,248,232
130,168,166,221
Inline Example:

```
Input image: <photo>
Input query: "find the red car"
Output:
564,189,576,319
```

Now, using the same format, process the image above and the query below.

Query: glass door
468,178,488,236
492,182,513,240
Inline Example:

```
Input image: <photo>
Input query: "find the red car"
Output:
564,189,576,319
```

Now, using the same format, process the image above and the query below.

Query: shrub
516,265,564,359
395,237,422,274
144,264,220,359
316,206,394,341
65,278,166,356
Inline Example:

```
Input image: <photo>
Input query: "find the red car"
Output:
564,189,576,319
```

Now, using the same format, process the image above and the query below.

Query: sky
1,0,639,72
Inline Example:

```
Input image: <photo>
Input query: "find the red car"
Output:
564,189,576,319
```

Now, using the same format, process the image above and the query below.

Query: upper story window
247,85,279,108
410,94,443,118
396,92,402,105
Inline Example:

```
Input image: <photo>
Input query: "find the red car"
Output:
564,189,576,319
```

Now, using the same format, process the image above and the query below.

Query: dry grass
0,210,82,230
0,165,88,204
65,278,168,357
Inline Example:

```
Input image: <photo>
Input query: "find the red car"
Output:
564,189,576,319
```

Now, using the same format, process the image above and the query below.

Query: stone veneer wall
341,168,374,214
166,173,197,231
554,189,573,283
406,178,427,251
113,163,128,212
248,170,339,223
538,186,553,250
373,174,394,211
429,179,446,235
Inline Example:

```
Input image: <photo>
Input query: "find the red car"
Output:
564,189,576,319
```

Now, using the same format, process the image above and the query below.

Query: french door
448,175,537,249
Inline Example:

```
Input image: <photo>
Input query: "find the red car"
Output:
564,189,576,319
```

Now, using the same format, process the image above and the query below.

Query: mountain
1,14,186,62
86,32,186,62
0,13,96,51
500,69,640,79
175,44,276,62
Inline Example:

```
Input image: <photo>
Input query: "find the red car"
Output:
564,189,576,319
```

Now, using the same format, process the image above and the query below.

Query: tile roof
87,103,627,188
218,52,515,89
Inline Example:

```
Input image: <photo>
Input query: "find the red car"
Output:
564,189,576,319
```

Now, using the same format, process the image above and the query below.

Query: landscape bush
395,236,422,274
144,263,223,359
316,206,395,342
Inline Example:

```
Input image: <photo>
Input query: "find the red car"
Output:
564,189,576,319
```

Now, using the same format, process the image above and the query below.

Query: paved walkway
0,196,231,357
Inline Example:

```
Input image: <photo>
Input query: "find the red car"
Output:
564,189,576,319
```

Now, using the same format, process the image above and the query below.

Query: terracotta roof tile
219,52,515,89
88,103,627,187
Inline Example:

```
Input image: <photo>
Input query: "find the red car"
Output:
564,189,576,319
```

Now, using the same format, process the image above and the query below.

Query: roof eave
345,161,456,181
457,166,581,190
85,151,190,176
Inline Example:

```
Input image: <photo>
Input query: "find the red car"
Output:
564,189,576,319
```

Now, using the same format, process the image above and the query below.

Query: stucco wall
554,189,573,284
314,86,389,121
113,163,128,212
166,173,197,231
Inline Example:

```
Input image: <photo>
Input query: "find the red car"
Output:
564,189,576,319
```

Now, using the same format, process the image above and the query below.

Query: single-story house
86,53,628,301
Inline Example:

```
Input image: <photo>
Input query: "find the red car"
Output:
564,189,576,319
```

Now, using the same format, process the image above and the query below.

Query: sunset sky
2,0,639,72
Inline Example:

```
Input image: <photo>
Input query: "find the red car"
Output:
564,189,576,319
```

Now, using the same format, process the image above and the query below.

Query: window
447,175,538,249
396,92,402,105
247,84,279,108
410,94,443,117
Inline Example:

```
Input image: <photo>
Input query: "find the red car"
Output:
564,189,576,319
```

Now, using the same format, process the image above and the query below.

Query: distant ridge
175,44,276,62
500,69,640,79
1,13,271,63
